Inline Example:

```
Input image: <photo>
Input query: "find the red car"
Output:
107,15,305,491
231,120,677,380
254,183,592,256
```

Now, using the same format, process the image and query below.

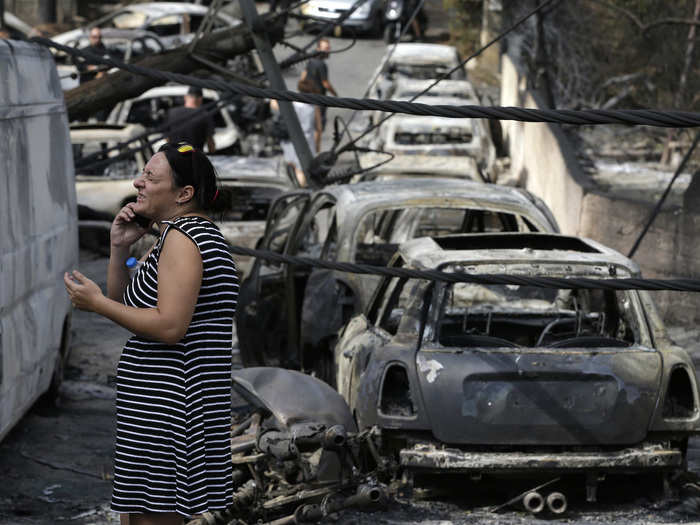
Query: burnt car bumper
400,442,684,474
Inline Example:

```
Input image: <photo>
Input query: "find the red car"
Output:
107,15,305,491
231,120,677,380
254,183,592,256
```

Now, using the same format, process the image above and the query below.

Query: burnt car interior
394,129,474,145
126,96,227,130
436,283,639,349
72,136,151,177
220,186,283,222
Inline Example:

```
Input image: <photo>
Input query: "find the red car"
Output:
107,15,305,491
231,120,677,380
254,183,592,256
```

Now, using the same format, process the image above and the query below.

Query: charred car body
333,233,700,498
373,95,496,174
367,43,466,101
236,178,559,383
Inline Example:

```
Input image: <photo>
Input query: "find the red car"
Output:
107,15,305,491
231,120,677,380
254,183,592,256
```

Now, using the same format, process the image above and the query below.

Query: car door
282,194,338,372
236,191,310,368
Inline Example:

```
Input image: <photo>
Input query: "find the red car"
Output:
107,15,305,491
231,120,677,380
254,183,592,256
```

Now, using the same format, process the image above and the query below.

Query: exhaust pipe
546,491,567,514
523,491,545,514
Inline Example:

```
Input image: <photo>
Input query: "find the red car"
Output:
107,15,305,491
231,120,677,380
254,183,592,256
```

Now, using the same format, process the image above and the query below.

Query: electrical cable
35,36,700,128
343,0,427,131
226,243,700,292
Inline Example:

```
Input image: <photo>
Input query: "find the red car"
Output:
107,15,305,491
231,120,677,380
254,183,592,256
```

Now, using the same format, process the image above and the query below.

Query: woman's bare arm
67,229,202,344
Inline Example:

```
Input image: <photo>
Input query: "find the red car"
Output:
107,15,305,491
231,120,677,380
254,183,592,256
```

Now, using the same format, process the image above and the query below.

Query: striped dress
112,216,238,516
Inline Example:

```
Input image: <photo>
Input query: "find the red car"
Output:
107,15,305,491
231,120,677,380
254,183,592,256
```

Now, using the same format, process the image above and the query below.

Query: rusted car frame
333,233,700,499
236,179,559,383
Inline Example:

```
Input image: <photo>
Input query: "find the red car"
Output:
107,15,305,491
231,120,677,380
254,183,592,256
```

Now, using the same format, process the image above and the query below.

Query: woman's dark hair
158,142,232,216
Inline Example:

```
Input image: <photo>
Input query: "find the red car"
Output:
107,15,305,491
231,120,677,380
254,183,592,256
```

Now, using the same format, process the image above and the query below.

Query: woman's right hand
110,203,150,248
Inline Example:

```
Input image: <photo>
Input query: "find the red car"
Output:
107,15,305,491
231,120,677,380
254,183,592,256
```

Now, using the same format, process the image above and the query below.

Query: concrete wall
500,52,700,325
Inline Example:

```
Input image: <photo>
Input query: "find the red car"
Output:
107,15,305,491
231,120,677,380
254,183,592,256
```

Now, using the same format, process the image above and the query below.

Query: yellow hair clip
177,144,194,153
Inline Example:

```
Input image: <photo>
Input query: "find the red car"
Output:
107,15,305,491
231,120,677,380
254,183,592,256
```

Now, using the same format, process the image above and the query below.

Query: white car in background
367,43,466,100
389,77,480,102
71,123,152,218
51,2,240,50
107,85,241,153
375,95,496,173
55,29,166,91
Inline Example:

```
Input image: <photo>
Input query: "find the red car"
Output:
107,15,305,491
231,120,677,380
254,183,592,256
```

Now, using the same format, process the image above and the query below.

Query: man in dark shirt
166,86,216,153
301,38,337,130
78,27,109,84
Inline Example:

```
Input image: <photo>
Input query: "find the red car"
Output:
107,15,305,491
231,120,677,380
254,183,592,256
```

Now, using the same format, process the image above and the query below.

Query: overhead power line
33,37,700,128
227,244,700,292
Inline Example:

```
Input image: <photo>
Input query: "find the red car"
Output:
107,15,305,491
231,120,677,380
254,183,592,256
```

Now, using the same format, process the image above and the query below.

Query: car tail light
662,367,696,419
379,364,415,417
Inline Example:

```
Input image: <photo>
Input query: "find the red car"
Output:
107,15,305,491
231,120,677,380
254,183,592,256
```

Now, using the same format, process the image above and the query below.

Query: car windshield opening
220,187,283,222
437,281,640,349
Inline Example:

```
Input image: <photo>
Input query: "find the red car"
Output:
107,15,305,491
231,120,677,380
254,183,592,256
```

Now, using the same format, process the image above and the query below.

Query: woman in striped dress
64,142,238,525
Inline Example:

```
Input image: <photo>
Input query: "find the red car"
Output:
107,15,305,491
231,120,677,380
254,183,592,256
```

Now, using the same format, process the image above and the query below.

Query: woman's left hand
64,270,104,311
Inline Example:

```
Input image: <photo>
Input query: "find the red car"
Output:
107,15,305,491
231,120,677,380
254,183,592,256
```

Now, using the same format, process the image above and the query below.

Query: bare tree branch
589,0,700,34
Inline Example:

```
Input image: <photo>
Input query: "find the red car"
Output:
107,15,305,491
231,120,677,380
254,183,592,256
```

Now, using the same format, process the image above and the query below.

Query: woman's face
132,152,181,220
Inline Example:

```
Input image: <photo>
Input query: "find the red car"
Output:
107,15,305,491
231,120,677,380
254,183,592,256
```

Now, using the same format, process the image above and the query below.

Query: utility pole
239,0,313,181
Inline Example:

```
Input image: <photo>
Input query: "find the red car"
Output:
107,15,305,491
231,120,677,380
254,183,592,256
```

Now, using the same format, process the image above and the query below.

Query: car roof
358,152,480,179
397,233,640,275
70,123,147,142
134,84,220,100
388,43,458,65
210,155,293,188
318,178,555,231
102,2,211,18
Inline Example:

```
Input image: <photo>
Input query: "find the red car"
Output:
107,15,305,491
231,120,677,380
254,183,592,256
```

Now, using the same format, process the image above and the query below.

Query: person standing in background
166,86,216,154
270,78,322,187
301,38,337,130
78,27,108,84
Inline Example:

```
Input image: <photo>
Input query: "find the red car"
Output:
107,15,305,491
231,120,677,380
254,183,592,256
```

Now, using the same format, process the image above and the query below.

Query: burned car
236,179,559,381
107,84,241,153
72,122,153,218
334,232,700,499
373,95,496,172
210,155,299,277
356,153,485,182
127,155,298,278
55,29,166,91
367,43,466,100
389,78,480,102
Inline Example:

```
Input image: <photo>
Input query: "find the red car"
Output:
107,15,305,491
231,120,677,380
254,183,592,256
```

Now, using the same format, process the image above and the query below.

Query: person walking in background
270,78,322,187
301,38,337,130
167,86,216,153
64,142,238,525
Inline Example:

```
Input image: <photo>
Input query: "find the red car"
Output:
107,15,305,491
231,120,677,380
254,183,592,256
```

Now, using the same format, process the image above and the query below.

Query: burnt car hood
414,347,661,446
232,367,357,432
